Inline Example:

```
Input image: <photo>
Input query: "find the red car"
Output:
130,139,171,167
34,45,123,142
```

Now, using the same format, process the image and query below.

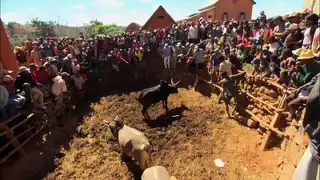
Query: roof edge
141,5,176,30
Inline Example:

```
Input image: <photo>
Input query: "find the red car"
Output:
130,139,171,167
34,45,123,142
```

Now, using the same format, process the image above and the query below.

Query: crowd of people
1,8,320,180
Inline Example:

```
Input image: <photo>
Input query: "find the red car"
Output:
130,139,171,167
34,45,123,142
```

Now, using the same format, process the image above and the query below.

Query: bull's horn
171,78,180,86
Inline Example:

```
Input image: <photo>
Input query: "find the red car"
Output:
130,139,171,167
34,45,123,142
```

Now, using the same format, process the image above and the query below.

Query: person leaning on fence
14,66,46,111
285,73,319,122
1,73,26,117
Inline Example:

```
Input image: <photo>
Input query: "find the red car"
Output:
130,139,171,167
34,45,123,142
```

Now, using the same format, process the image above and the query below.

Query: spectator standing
163,43,172,69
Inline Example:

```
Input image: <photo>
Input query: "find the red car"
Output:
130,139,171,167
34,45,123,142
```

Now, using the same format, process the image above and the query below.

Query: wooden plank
1,113,22,125
0,124,37,154
0,123,26,156
242,107,287,137
260,94,287,150
243,90,284,112
0,113,34,136
0,125,44,164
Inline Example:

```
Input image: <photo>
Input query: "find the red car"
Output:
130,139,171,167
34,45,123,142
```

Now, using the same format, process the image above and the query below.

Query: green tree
30,18,56,37
7,22,19,37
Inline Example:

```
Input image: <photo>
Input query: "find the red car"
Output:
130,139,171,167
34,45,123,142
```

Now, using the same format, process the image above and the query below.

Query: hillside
5,21,125,47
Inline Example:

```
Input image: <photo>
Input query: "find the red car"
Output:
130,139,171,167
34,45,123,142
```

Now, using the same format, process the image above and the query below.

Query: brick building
125,22,141,32
141,6,176,30
188,0,256,23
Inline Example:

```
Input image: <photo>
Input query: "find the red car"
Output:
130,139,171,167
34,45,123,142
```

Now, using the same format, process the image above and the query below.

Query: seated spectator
292,49,320,87
268,36,279,54
259,60,271,77
14,66,46,110
285,73,319,121
236,43,247,64
269,62,280,80
1,74,26,117
284,23,303,50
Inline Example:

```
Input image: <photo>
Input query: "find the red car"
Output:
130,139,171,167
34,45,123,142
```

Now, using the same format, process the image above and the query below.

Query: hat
292,48,302,56
288,12,300,18
273,16,283,21
2,75,14,82
18,66,28,73
298,49,316,60
286,23,298,31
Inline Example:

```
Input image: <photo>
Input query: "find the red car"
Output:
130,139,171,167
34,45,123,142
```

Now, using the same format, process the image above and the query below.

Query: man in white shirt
188,22,198,43
219,55,232,76
52,75,67,97
51,75,67,127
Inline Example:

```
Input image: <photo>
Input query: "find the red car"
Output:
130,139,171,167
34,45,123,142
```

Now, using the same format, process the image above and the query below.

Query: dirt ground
0,60,305,180
40,87,291,180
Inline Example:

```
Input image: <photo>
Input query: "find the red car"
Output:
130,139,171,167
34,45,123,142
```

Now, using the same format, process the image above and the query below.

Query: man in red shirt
35,66,49,84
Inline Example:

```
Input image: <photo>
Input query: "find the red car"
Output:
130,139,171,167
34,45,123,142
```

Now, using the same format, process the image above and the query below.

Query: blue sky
0,0,304,26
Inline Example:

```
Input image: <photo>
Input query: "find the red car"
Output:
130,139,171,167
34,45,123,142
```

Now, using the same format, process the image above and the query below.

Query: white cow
142,166,177,180
107,116,150,170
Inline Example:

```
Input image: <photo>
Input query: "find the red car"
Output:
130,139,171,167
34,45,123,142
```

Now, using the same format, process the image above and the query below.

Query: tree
89,20,103,26
30,18,56,37
7,22,19,37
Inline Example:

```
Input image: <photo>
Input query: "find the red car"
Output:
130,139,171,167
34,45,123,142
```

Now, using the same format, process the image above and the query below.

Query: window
233,0,237,3
223,13,228,21
240,12,246,21
157,15,165,19
208,15,212,19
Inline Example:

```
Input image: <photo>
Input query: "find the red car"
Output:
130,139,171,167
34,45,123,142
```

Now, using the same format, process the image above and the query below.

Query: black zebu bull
138,79,180,120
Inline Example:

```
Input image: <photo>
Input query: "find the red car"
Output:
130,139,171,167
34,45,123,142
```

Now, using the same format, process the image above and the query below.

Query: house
188,0,256,23
142,5,176,30
303,0,320,14
125,22,141,32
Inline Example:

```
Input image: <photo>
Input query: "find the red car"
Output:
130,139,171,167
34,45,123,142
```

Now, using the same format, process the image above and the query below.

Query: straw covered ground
44,88,284,180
